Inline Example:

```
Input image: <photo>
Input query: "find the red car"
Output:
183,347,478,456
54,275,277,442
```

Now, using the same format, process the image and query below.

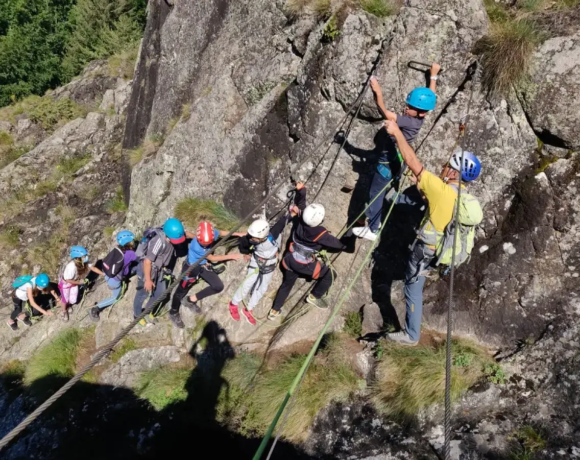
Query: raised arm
429,62,441,94
385,120,424,178
370,77,397,122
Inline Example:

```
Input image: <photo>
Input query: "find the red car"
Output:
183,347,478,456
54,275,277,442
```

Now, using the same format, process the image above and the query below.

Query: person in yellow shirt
384,119,482,345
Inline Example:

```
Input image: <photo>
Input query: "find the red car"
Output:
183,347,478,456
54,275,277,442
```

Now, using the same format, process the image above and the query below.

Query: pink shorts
58,281,78,305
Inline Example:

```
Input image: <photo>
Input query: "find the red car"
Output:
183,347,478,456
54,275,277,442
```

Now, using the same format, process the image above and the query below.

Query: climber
133,217,195,325
228,209,298,326
59,246,104,322
351,62,441,241
90,230,138,322
168,221,245,329
7,274,58,331
383,119,482,345
268,183,346,320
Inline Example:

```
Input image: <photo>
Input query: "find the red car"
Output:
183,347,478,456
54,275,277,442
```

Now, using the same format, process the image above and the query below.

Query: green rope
253,182,405,460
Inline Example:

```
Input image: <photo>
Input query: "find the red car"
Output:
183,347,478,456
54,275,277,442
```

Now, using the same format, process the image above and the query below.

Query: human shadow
0,321,317,460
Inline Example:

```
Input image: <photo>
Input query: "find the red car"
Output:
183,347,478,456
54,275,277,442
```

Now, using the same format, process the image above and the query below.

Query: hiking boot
169,312,185,329
183,297,201,314
241,307,256,326
7,321,17,331
268,309,281,321
90,307,101,322
60,310,69,322
18,316,32,327
305,294,328,309
352,226,378,241
386,331,418,347
229,302,240,321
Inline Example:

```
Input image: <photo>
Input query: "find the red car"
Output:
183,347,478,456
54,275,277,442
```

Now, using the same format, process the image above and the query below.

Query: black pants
11,296,27,321
170,264,224,314
272,253,335,312
10,295,49,320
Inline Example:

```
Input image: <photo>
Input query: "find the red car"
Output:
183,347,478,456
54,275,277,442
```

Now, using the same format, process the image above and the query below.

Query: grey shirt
380,115,425,163
141,233,176,281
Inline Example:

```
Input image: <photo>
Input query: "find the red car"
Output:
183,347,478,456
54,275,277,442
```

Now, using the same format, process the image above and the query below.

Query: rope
443,64,478,460
0,69,381,453
254,175,408,460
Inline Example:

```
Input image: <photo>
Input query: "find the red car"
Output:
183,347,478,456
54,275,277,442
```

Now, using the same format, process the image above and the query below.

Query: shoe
305,294,329,309
90,307,101,322
229,302,240,321
210,263,226,275
146,313,158,325
268,309,281,321
17,316,32,327
241,307,256,326
169,312,185,329
7,321,17,331
386,330,418,346
352,227,378,241
67,306,73,314
183,297,202,314
60,310,69,322
137,318,147,327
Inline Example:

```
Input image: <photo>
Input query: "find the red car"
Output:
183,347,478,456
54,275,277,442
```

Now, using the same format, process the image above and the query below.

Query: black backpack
102,247,125,278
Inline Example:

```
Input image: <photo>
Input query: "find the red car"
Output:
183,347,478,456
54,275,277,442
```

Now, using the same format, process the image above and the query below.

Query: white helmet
248,219,270,239
302,204,325,227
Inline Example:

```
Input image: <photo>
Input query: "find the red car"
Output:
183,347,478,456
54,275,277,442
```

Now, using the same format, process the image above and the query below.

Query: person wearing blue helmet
59,245,104,322
7,273,58,331
90,230,138,322
383,120,482,346
351,62,441,242
133,218,196,325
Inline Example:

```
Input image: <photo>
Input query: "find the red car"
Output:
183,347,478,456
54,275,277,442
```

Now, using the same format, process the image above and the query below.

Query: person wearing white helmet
228,208,298,326
268,183,346,320
383,120,482,346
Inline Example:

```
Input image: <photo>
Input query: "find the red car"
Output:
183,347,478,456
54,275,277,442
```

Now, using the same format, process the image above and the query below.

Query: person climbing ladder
90,230,138,322
168,221,244,329
352,62,441,241
383,120,482,345
228,208,298,326
7,274,58,330
268,183,346,320
59,246,104,322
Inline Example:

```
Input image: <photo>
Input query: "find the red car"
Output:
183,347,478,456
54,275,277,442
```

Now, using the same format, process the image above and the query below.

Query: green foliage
0,360,26,392
137,367,191,410
103,226,116,238
343,311,363,338
322,15,340,42
284,0,331,18
535,154,559,173
56,154,92,178
110,338,137,363
360,0,398,18
24,329,83,385
175,197,239,231
107,186,128,213
246,81,278,106
128,146,144,167
107,46,139,79
29,97,87,131
371,338,493,417
484,363,507,384
0,144,29,169
476,19,545,97
0,131,13,145
181,103,192,121
0,225,20,249
516,0,545,12
509,426,546,460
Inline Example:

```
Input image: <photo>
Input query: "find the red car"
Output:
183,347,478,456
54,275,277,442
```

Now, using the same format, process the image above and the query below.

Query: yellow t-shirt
419,171,458,234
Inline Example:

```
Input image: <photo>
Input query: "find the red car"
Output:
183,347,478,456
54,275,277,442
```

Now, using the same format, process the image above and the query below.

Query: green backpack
435,191,483,268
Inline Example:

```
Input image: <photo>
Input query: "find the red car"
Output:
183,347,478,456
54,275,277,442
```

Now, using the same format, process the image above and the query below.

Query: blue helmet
406,87,437,111
36,273,50,289
163,218,185,244
70,245,89,260
117,230,135,246
450,150,482,182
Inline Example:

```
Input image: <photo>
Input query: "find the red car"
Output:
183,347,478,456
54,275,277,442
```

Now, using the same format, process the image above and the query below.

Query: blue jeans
366,170,393,232
96,276,123,310
403,242,435,342
133,265,169,317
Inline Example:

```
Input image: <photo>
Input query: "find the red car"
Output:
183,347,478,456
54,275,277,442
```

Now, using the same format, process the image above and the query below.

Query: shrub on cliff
175,198,239,232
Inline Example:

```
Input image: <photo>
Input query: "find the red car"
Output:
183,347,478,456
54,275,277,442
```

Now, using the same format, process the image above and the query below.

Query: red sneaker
241,307,256,326
229,302,240,321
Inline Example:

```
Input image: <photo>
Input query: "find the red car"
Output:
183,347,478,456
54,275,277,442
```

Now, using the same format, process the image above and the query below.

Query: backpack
12,275,33,289
435,192,483,268
135,227,163,260
102,247,125,278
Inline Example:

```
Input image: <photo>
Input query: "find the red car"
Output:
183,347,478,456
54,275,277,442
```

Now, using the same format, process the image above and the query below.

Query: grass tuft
0,131,14,146
0,225,20,249
107,186,128,213
360,0,398,17
476,19,546,97
175,197,239,231
29,97,88,131
322,15,340,42
371,338,493,418
136,367,191,410
108,46,139,80
24,329,83,386
0,360,26,392
509,426,546,459
111,338,138,363
343,311,363,338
